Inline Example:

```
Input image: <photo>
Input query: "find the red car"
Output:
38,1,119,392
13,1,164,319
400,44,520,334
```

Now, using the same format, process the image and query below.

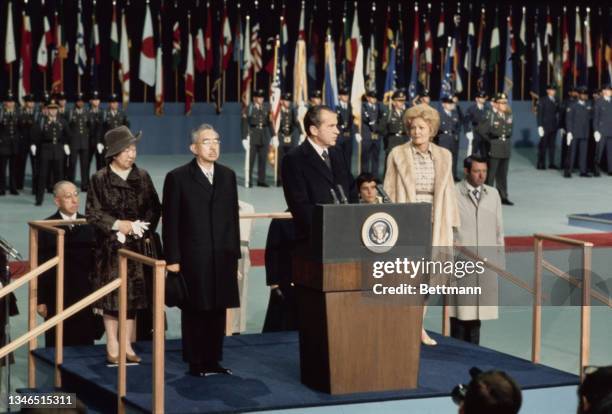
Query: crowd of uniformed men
2,83,611,205
0,91,129,205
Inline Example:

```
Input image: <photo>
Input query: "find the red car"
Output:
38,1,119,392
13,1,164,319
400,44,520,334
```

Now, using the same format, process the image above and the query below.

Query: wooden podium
294,203,432,394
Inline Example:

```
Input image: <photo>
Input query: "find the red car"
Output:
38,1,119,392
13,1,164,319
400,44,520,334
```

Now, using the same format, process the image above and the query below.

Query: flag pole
573,7,578,87
495,65,498,94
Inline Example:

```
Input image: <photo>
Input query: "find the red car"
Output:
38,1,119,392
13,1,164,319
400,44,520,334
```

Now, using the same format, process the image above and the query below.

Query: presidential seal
361,212,399,253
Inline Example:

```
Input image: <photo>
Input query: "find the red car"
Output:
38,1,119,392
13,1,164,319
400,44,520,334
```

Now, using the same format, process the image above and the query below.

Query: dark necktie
472,189,480,202
321,150,331,170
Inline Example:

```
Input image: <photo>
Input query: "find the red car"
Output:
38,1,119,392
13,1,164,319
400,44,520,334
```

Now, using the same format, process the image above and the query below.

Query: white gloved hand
299,134,305,144
271,136,279,148
466,131,474,141
538,126,545,137
97,143,104,154
566,132,573,146
594,131,602,142
355,133,362,143
116,231,126,244
63,145,70,156
242,137,250,151
30,145,36,156
131,220,150,238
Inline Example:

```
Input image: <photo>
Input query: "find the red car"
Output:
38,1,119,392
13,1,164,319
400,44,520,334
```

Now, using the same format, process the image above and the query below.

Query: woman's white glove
131,220,150,238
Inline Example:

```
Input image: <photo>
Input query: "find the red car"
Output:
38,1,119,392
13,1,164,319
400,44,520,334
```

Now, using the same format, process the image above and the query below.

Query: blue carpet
568,212,612,232
32,331,579,414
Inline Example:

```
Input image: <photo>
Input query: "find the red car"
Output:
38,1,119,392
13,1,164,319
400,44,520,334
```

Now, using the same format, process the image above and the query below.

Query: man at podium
281,105,354,239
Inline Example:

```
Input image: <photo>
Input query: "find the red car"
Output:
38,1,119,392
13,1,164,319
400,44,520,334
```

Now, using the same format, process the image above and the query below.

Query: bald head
53,181,80,216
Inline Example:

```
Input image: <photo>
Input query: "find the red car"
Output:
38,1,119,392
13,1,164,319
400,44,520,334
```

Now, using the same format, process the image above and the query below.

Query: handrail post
28,227,39,388
532,238,543,364
442,295,450,336
580,245,592,380
118,256,128,414
54,232,65,387
152,263,165,413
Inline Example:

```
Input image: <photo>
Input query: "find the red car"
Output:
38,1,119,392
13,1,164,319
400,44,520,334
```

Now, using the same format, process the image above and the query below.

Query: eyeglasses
60,191,79,199
199,139,221,146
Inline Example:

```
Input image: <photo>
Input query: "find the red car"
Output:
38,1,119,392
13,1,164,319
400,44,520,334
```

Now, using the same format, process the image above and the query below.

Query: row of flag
4,1,612,116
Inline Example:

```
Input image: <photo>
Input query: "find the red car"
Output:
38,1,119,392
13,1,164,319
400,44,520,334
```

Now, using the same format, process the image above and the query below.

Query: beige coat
449,180,505,321
383,142,460,248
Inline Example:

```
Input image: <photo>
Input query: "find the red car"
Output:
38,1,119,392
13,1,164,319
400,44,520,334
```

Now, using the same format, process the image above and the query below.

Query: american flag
251,22,262,74
269,38,282,135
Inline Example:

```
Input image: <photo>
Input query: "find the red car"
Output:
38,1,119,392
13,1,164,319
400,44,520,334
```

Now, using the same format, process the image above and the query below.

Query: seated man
578,366,612,414
38,181,98,347
356,172,382,204
457,370,522,414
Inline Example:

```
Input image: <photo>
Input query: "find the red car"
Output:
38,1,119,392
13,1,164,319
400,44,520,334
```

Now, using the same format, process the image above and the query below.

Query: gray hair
191,124,219,144
53,180,77,197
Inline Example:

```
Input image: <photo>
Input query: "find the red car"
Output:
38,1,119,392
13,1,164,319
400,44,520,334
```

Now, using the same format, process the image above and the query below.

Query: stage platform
568,213,612,232
31,331,579,414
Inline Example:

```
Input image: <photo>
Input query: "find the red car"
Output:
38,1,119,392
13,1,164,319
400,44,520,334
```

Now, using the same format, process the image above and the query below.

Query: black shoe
202,362,233,376
564,171,572,178
0,191,5,196
594,170,601,177
188,363,205,377
10,190,18,195
257,182,269,187
501,199,514,206
579,173,593,177
536,163,545,170
35,200,42,206
548,164,559,169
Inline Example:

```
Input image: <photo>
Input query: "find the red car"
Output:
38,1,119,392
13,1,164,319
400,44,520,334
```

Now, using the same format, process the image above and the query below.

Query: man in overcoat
162,124,240,376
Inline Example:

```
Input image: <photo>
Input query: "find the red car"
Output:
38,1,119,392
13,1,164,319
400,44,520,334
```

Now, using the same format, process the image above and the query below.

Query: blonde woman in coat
383,104,460,346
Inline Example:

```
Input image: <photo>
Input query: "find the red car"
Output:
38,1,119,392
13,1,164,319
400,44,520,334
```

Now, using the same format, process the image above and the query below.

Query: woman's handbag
165,271,188,308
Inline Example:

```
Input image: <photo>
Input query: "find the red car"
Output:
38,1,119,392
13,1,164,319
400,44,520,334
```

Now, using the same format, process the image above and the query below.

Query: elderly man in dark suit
38,180,98,347
281,105,354,240
163,124,240,377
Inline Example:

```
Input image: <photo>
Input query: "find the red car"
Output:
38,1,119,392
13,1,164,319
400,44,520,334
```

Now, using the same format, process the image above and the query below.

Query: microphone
329,188,340,204
0,237,22,261
336,185,349,204
376,184,392,203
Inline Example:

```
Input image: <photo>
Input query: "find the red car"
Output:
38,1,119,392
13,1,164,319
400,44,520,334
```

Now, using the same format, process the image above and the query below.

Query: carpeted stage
32,331,579,413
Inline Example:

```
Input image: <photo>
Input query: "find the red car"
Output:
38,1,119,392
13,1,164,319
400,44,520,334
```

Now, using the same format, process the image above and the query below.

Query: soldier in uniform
465,91,490,157
380,90,408,171
88,91,105,172
54,92,69,122
103,94,130,136
437,96,463,181
246,89,272,187
564,86,593,178
360,90,383,178
0,93,20,195
593,84,612,176
275,92,299,186
67,93,91,190
18,94,38,193
33,102,71,205
308,89,322,107
477,92,514,205
412,88,432,107
335,87,356,171
536,84,561,169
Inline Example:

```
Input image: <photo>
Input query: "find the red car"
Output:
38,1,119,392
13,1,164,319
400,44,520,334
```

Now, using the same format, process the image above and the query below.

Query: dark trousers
181,308,226,365
67,149,90,190
361,138,381,178
14,150,26,189
450,317,481,345
538,131,558,168
0,155,17,193
437,135,460,179
595,136,612,173
276,144,294,185
262,285,298,333
89,146,105,173
37,157,63,203
26,152,38,194
566,138,588,175
487,157,509,200
249,143,267,184
336,134,353,172
472,133,489,158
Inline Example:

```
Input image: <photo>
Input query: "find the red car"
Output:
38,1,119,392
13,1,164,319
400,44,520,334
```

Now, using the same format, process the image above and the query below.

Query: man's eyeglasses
199,139,221,146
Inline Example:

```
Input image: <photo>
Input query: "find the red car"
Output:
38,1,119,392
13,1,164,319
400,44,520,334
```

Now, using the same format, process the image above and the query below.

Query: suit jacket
537,95,560,133
593,98,612,136
565,100,592,139
450,181,504,321
281,140,354,240
162,159,240,311
38,211,97,346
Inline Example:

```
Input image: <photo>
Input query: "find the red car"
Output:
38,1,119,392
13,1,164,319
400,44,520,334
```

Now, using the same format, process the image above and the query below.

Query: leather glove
566,132,573,146
594,131,602,142
97,143,104,154
299,134,305,144
355,133,362,143
63,145,71,156
30,145,36,156
538,126,545,137
466,131,474,141
271,136,279,148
